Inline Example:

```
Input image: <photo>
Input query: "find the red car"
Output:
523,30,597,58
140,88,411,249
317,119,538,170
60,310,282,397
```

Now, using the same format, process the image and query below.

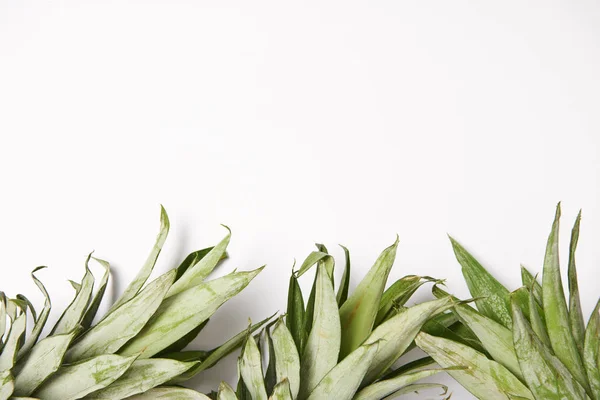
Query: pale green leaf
271,319,300,399
416,332,534,400
542,203,589,390
338,237,398,357
217,382,238,400
87,358,197,399
583,300,600,400
167,227,231,297
376,275,437,325
124,387,211,399
81,257,111,330
362,297,453,384
336,245,350,307
568,211,585,356
17,267,51,359
108,205,169,312
354,367,448,400
520,265,543,305
0,312,26,371
0,370,13,400
120,267,263,359
66,270,176,362
34,354,137,400
270,379,292,400
306,342,378,400
239,335,267,400
298,264,340,399
13,330,78,396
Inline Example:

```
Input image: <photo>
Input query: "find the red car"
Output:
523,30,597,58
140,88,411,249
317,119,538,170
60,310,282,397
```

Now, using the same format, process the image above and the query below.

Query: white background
1,1,599,398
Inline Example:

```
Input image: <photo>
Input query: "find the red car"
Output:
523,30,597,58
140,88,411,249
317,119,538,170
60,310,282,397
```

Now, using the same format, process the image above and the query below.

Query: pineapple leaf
271,378,293,400
17,267,51,360
80,257,110,331
174,247,215,281
167,226,231,297
86,358,198,399
416,332,534,400
568,210,586,356
125,387,212,399
285,272,305,355
354,366,451,400
299,263,341,399
120,267,263,358
239,335,268,400
306,342,378,400
583,300,600,400
33,354,138,400
511,295,589,400
0,370,14,400
336,245,351,306
376,275,440,325
217,382,238,400
542,203,589,390
109,205,169,312
338,236,398,358
271,318,300,399
65,269,177,362
520,265,543,305
0,311,27,371
13,329,79,396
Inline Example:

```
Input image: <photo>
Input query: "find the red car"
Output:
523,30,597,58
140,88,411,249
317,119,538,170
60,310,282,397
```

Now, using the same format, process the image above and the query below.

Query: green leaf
65,269,176,362
520,266,543,306
33,354,138,400
0,370,14,400
125,387,211,399
382,383,449,399
449,236,512,327
376,275,439,325
286,273,305,355
299,263,341,399
354,367,449,400
270,379,293,400
0,311,27,371
336,245,351,307
51,257,95,335
512,295,588,400
452,301,522,380
120,267,263,358
13,330,79,396
568,210,585,357
239,335,267,400
416,332,534,400
217,382,238,400
271,319,300,399
175,247,215,281
155,319,209,357
86,358,197,399
80,257,111,330
362,297,453,384
167,227,231,297
17,267,51,359
109,206,169,312
524,285,551,348
338,237,398,358
306,342,378,400
542,203,589,390
584,300,600,400
172,313,275,383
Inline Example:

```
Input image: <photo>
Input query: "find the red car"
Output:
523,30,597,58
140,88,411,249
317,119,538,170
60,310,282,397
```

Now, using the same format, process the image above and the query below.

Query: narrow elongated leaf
173,314,275,383
525,285,551,347
376,275,438,325
0,311,26,371
51,259,94,335
17,267,51,359
120,267,263,358
108,205,169,312
13,330,78,396
512,296,588,400
125,387,211,399
270,379,292,400
568,211,585,356
217,382,238,400
239,336,267,400
299,264,341,399
354,367,448,400
0,370,13,400
66,269,176,362
87,358,197,399
336,245,351,306
271,319,300,399
584,300,600,400
167,227,231,297
295,252,330,279
80,257,110,330
0,294,6,344
542,203,589,390
452,302,522,380
338,237,398,357
156,319,209,357
449,236,513,327
34,354,137,400
382,383,448,399
306,342,378,400
416,332,534,400
362,297,453,384
175,247,214,281
286,273,305,355
521,265,543,305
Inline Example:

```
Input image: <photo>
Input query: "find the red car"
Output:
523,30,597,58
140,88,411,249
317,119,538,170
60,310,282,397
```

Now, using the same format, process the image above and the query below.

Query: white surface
1,1,599,398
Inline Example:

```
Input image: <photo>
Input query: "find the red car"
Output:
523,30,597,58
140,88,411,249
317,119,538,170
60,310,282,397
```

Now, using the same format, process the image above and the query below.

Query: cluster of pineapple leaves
0,203,597,400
